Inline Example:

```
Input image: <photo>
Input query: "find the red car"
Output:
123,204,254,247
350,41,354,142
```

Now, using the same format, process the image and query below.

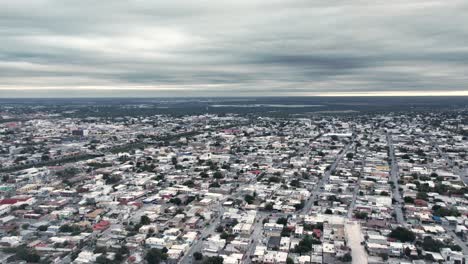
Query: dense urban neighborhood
0,104,467,264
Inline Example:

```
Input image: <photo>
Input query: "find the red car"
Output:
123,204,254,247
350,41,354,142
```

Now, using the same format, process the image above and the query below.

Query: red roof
93,220,111,231
34,242,49,248
0,199,19,205
11,196,31,201
414,199,428,207
5,122,18,128
128,201,143,208
313,229,322,238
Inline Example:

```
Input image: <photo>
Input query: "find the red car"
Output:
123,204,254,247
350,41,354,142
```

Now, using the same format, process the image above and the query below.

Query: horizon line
1,90,468,98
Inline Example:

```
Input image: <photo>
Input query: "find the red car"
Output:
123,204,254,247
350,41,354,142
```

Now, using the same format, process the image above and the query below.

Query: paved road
447,229,468,255
179,182,254,264
434,144,453,166
302,140,354,214
386,132,405,225
432,141,468,185
243,214,266,264
179,204,226,264
344,148,369,264
347,156,365,219
345,221,368,264
432,140,468,254
180,173,260,263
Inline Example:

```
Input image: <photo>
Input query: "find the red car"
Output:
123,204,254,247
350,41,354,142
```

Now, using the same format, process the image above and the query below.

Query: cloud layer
1,0,468,97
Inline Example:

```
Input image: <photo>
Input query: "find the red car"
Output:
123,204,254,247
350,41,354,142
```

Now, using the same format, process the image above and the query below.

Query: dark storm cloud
1,0,468,97
251,54,370,71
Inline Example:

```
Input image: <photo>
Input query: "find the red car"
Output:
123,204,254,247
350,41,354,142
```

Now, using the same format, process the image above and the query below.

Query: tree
404,196,414,204
215,225,224,233
421,236,445,252
276,217,288,225
203,256,223,264
290,179,300,188
140,215,151,225
37,225,48,231
41,154,50,161
169,197,182,206
432,205,460,217
346,153,354,160
146,248,168,264
450,244,462,251
244,194,255,204
294,235,320,254
193,252,203,261
388,227,415,242
404,247,412,257
281,226,291,237
56,167,80,178
14,246,40,263
117,245,129,257
354,212,368,220
268,176,281,183
341,253,352,262
114,252,124,262
294,200,305,211
155,174,165,181
416,192,428,201
286,257,294,264
213,171,224,179
220,232,229,240
59,224,81,233
183,180,195,187
105,174,122,184
209,181,221,188
265,202,274,211
324,209,333,214
96,255,112,264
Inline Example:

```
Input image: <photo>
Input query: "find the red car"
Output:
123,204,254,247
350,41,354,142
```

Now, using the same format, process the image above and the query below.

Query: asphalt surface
179,204,226,264
302,140,355,214
243,214,266,264
431,141,468,255
347,156,365,219
432,142,468,185
386,132,405,225
447,229,468,255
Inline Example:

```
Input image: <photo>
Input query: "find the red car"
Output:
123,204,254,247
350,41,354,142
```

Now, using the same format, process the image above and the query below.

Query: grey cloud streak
1,0,468,97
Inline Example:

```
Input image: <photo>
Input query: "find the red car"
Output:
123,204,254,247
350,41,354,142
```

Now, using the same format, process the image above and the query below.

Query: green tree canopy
388,227,415,242
145,248,168,264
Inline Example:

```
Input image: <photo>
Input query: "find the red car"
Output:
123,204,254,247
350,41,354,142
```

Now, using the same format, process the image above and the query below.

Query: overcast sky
1,0,468,97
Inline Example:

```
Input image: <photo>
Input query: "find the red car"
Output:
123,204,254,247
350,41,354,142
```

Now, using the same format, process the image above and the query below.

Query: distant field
0,96,467,117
